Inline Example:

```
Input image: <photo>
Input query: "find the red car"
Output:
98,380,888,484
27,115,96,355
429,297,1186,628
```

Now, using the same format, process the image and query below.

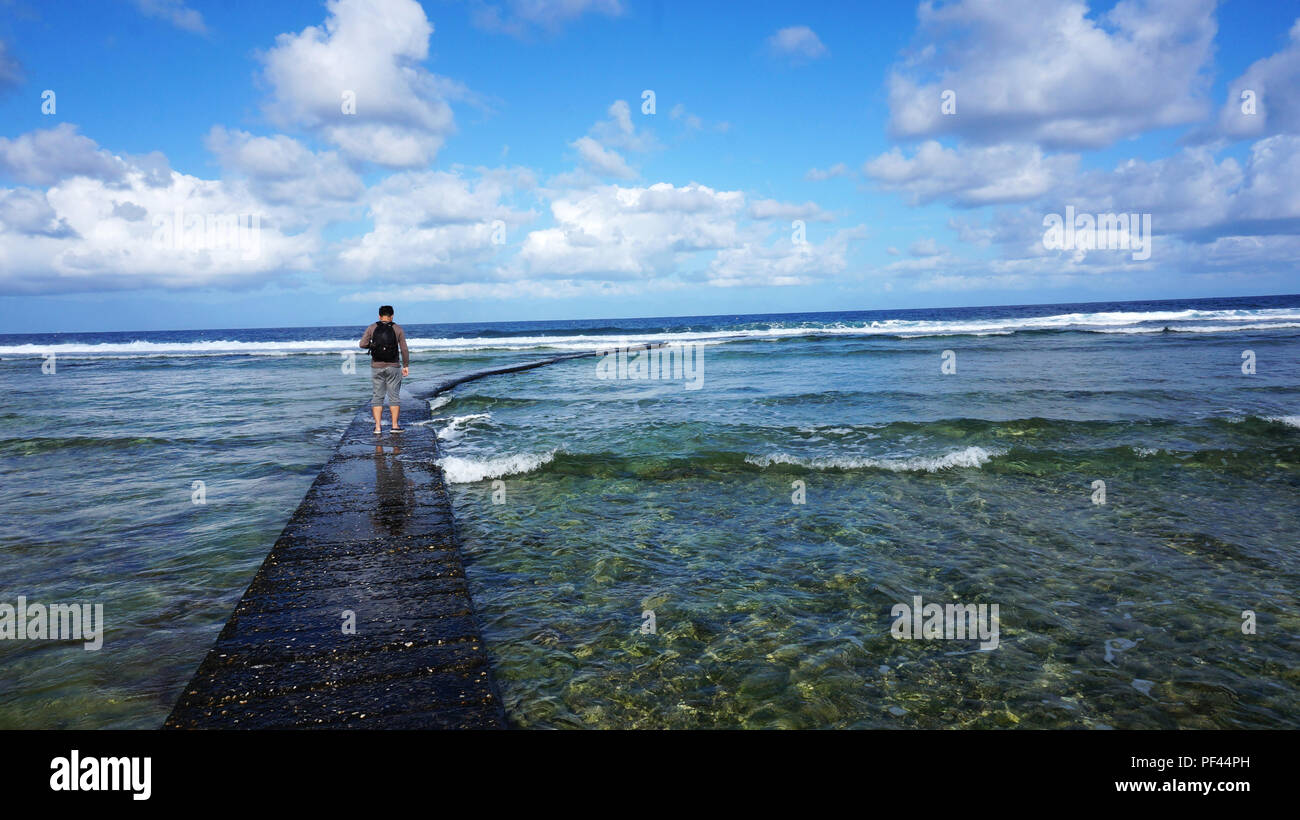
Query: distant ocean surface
2,294,1298,728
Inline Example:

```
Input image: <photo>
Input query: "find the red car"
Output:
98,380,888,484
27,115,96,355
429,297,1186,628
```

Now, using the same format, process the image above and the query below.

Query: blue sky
0,0,1297,331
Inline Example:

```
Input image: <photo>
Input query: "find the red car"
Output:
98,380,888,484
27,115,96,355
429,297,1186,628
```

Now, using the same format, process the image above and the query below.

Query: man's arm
397,326,411,369
359,323,374,349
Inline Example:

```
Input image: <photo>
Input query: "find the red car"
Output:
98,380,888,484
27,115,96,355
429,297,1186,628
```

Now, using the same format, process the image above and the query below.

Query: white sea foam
4,308,1298,358
1094,321,1300,334
745,445,1002,472
1228,414,1300,428
436,413,491,441
427,395,452,412
437,450,558,483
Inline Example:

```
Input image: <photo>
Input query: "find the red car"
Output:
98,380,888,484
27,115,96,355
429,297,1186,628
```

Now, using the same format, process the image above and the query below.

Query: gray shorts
371,366,402,406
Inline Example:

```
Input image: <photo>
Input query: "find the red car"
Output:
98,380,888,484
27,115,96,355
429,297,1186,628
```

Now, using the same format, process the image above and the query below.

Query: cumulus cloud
205,127,364,209
571,136,636,179
0,124,129,187
518,182,746,279
0,130,315,294
911,135,1300,289
1059,137,1300,241
131,0,207,34
471,0,624,37
1206,18,1300,141
0,189,76,238
863,141,1079,206
510,181,854,290
707,226,865,288
259,0,464,167
894,223,1300,297
336,168,536,279
567,100,659,180
887,0,1216,149
766,25,828,61
591,99,658,153
347,277,650,303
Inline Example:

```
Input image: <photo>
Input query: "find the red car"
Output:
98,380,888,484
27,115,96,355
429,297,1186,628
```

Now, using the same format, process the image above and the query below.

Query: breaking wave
4,307,1298,359
745,445,1003,472
436,450,558,483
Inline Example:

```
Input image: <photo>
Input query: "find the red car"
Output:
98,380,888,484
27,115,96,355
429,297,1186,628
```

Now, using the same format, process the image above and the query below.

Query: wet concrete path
164,349,665,729
164,393,505,729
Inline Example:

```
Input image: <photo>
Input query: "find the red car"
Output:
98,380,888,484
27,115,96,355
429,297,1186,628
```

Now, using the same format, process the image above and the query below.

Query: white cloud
707,226,865,288
893,135,1300,291
205,127,364,209
948,216,994,247
805,163,851,181
571,136,636,179
567,100,659,179
336,168,536,279
513,181,854,289
0,124,129,187
887,0,1216,149
909,237,942,257
0,189,75,238
0,137,316,294
766,26,828,61
518,182,747,279
346,277,651,303
1059,137,1300,241
592,99,659,153
1208,18,1300,140
863,141,1078,206
259,0,462,167
747,198,831,222
471,0,624,37
131,0,207,34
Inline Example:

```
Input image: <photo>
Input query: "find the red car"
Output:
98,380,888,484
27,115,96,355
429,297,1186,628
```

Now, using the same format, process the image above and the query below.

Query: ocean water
1,295,1298,728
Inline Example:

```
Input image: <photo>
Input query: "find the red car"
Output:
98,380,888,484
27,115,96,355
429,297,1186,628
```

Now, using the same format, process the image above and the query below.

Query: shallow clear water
0,343,515,727
1,295,1298,728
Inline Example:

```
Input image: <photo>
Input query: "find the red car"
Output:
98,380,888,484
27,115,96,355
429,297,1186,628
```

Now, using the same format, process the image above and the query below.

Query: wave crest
437,450,557,483
436,413,491,441
745,445,1002,473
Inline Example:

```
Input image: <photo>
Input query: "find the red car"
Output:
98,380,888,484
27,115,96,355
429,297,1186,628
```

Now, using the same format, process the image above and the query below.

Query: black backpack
370,321,399,362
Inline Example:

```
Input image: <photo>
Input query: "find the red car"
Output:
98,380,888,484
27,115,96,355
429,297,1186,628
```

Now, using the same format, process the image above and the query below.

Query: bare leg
372,405,382,433
390,404,401,430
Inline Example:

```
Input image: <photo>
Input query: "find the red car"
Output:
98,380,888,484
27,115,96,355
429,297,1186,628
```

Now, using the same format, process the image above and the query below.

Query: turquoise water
1,296,1298,728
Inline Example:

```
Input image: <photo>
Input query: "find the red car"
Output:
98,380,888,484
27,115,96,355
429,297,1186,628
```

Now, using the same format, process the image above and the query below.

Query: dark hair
378,305,394,318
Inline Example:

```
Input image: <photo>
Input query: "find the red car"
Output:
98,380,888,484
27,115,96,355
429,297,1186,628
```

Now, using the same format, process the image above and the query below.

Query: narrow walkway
164,394,504,728
165,347,658,729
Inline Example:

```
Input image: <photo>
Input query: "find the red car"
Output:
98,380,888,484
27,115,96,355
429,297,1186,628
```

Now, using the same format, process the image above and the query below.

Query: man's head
378,305,394,320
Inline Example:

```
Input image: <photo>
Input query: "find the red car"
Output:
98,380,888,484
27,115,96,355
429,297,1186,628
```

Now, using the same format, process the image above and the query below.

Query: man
359,305,411,434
